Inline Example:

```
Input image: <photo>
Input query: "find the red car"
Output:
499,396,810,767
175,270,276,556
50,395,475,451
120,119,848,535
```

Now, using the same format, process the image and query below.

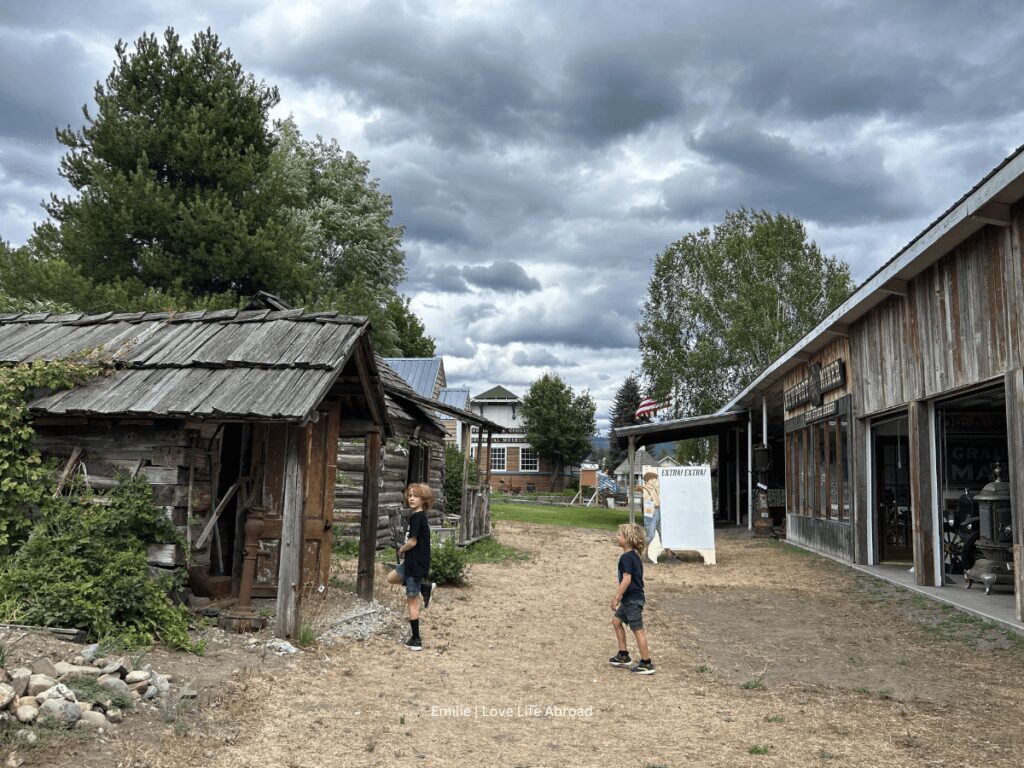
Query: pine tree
32,28,311,301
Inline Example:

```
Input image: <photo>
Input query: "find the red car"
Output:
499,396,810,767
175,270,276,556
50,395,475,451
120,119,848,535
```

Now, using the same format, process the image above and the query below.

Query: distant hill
591,435,610,453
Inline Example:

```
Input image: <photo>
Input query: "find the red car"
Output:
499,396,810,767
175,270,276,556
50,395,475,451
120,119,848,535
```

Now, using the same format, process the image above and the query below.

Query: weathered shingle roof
0,309,372,421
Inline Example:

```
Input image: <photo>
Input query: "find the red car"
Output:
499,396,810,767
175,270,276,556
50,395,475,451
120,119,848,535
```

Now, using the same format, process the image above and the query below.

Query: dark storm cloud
455,303,499,325
461,261,540,293
482,303,636,350
413,264,470,294
0,30,99,140
658,126,921,226
511,349,573,368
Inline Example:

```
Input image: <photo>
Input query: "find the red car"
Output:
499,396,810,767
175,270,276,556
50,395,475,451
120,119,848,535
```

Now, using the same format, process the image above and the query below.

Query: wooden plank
275,424,304,640
908,400,937,586
1003,367,1024,622
357,431,382,600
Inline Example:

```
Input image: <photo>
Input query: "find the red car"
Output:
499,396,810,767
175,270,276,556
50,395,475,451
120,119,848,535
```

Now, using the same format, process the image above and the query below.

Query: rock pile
0,644,179,736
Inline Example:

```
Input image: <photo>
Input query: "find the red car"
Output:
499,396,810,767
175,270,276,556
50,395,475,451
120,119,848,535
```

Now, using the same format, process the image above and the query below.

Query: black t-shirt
404,510,431,580
617,549,645,602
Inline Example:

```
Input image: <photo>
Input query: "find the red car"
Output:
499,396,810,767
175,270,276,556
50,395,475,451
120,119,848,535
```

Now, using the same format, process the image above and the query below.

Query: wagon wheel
943,527,971,574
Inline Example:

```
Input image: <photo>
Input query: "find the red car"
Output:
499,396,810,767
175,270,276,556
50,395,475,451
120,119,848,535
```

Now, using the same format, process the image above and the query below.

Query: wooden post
460,422,472,544
1003,368,1024,621
627,435,636,525
356,429,382,601
275,424,304,639
735,425,741,525
747,410,753,530
908,401,937,587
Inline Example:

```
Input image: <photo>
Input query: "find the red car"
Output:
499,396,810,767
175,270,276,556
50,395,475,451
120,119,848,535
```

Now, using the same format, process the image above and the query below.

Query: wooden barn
617,145,1024,629
0,307,391,638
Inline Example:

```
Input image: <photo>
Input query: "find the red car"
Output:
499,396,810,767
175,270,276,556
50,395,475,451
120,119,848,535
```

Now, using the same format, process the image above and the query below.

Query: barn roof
0,309,385,423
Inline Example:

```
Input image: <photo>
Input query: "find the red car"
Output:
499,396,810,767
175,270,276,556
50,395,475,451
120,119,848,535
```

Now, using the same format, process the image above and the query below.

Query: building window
490,446,506,471
786,397,851,521
520,447,539,472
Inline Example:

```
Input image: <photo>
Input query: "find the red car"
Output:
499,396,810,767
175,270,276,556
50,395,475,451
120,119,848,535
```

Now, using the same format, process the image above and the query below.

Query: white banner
659,465,716,563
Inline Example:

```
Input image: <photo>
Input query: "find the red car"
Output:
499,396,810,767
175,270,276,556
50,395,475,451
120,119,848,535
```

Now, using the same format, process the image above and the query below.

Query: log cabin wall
335,439,445,550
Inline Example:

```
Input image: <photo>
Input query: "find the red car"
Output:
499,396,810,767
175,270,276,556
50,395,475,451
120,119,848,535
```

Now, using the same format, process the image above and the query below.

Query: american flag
635,397,672,419
598,472,619,493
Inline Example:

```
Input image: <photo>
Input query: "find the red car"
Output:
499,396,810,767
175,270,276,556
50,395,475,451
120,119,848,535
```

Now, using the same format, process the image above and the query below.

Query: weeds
741,678,764,690
695,664,711,673
65,675,133,711
463,536,530,564
297,622,317,647
748,745,771,755
765,715,785,723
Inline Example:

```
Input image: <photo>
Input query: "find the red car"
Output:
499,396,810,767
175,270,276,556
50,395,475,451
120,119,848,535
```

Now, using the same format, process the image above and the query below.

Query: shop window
786,399,851,521
520,447,539,472
490,446,506,471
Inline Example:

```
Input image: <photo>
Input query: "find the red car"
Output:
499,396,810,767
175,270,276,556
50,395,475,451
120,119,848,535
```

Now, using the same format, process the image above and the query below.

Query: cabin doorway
872,416,912,563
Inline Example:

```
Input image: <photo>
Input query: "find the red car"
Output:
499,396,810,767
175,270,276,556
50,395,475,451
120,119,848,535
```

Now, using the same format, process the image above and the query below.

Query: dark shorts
614,600,645,630
394,563,423,597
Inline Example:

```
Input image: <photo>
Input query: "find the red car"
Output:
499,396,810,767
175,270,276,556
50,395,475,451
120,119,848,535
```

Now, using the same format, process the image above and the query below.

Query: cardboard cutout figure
639,469,663,563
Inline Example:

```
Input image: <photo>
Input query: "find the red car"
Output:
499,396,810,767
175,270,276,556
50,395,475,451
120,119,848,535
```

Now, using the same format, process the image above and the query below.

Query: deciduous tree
637,208,852,417
521,373,596,490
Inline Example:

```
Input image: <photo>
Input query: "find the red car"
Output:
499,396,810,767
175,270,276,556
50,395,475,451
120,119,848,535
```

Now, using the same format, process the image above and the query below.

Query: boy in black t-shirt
386,483,435,651
609,523,655,674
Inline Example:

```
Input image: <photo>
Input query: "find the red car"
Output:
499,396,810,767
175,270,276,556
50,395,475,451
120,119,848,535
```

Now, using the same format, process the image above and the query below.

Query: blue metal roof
382,357,444,398
437,387,469,409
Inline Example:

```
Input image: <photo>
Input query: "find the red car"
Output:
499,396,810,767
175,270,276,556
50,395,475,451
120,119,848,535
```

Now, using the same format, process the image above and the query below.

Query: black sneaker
630,660,655,675
421,581,435,609
404,636,422,651
609,652,632,667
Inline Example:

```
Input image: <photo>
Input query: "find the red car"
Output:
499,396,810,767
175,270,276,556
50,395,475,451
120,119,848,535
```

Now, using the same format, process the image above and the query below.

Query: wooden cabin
335,358,501,548
0,308,391,638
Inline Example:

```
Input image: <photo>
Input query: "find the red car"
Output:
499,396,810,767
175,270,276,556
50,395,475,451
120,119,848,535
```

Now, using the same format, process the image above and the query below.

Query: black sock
641,658,651,664
411,619,420,639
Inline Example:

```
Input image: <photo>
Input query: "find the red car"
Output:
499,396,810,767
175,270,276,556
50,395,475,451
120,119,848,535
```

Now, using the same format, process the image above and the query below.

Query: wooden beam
908,401,937,587
356,430,382,600
970,201,1011,228
823,322,849,338
1004,368,1024,622
878,279,908,296
339,420,380,437
275,424,304,639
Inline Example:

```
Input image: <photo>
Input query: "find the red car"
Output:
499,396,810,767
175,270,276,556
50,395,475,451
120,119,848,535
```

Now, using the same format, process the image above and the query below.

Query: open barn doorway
872,414,912,564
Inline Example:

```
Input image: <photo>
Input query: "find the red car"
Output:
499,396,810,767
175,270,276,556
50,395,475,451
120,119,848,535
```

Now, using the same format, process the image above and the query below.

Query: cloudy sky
3,1,1024,432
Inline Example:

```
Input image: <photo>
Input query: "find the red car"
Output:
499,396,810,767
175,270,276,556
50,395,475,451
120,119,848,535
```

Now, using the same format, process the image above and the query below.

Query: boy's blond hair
405,482,436,510
618,522,647,554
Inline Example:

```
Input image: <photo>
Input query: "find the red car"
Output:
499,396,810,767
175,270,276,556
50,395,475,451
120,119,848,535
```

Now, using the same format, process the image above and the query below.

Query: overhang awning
613,411,745,448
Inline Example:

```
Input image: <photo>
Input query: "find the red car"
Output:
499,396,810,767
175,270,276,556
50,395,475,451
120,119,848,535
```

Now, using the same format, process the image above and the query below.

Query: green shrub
429,538,468,586
332,538,360,558
0,358,104,554
0,476,201,652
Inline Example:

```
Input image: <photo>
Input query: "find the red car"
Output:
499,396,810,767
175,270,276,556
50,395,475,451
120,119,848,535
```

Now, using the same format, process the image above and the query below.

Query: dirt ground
6,522,1024,768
